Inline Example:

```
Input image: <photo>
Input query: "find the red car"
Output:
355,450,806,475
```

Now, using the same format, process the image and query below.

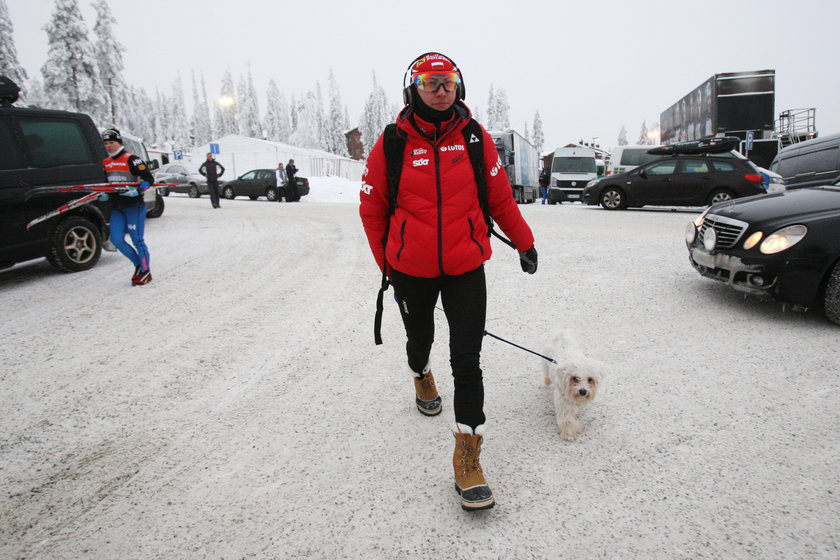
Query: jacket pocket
468,218,485,256
395,219,408,261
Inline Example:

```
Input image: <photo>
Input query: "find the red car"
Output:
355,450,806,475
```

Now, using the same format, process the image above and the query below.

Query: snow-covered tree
637,120,650,145
0,0,28,94
323,69,348,156
523,122,530,142
237,67,260,138
649,121,661,145
168,76,190,149
263,79,285,142
532,111,545,154
41,0,106,120
494,88,510,130
123,85,155,145
190,72,213,146
92,0,128,125
215,68,237,137
289,93,298,134
359,72,390,156
289,90,323,150
485,85,497,129
617,125,628,146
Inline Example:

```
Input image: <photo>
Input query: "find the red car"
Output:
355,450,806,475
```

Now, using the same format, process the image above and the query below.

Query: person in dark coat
198,153,225,208
285,159,299,202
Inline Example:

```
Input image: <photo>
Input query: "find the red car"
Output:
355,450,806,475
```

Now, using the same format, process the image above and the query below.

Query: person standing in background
276,162,287,202
199,153,225,208
285,159,299,202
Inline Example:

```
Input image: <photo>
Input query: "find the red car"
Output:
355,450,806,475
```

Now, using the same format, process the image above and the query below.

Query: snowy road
1,190,837,559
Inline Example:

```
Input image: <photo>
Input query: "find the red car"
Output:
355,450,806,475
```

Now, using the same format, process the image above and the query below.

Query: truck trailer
660,70,776,148
490,130,539,203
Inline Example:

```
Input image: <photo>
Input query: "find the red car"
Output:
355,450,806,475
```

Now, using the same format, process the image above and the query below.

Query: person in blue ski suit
100,128,156,285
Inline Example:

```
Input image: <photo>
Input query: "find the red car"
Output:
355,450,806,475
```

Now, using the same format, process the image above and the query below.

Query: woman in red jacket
359,52,538,511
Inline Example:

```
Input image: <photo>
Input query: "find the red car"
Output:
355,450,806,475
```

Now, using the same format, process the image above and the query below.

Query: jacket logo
360,183,373,194
440,144,464,152
413,158,430,167
412,148,427,155
469,134,480,144
490,155,503,176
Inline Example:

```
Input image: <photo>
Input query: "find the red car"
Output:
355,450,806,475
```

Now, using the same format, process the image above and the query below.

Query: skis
26,182,177,229
27,192,105,229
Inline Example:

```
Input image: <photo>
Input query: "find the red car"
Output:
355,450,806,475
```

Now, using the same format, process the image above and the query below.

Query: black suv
583,142,766,210
0,77,157,273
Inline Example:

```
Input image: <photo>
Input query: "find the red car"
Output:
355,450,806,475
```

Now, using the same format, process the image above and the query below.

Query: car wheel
707,189,734,205
147,193,165,218
188,184,200,198
223,186,236,199
600,187,626,210
824,261,840,326
160,188,169,197
46,216,102,272
266,188,278,202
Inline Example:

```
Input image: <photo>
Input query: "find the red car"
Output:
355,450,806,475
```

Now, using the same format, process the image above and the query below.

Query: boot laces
458,438,483,476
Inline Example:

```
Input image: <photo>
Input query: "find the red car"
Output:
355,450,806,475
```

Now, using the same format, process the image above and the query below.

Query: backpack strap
374,124,407,345
462,119,516,249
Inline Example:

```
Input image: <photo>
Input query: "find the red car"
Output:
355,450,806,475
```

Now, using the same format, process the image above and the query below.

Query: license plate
566,194,580,199
691,247,716,268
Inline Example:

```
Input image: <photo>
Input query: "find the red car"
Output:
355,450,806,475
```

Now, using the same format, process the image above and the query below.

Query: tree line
0,0,547,157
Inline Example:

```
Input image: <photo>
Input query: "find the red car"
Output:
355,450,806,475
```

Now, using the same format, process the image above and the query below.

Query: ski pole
26,192,103,229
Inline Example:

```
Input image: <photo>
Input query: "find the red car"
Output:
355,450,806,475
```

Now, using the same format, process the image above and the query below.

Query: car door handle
795,171,816,177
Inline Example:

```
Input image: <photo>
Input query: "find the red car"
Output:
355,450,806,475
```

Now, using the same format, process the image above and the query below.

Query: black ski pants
390,265,487,429
208,181,221,208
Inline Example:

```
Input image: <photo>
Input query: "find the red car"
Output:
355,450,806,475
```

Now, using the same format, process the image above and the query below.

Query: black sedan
583,153,766,210
685,184,840,325
221,169,310,201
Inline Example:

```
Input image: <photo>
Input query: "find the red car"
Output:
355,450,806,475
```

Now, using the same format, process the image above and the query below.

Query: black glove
519,246,538,274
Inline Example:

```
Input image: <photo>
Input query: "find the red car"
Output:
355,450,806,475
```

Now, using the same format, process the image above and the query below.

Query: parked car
769,132,840,190
684,181,840,325
0,75,160,273
221,169,310,201
582,151,765,210
153,163,211,198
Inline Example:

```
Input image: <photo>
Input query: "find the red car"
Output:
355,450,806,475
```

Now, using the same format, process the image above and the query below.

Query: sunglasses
413,72,460,93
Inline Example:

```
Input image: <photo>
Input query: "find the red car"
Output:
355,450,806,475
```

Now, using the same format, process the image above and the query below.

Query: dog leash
483,330,557,364
428,304,557,364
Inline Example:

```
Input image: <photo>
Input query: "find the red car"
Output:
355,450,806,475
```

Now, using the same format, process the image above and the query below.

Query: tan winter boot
452,423,495,511
412,364,441,416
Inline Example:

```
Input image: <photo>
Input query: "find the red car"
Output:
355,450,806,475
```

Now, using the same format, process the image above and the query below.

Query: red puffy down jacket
359,103,534,278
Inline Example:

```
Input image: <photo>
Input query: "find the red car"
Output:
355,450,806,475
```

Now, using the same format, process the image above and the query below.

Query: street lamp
218,94,235,108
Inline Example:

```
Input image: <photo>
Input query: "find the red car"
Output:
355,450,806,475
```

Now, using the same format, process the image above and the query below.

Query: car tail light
744,173,763,184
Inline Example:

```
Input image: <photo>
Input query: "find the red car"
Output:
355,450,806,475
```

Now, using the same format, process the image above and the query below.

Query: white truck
548,146,598,203
490,130,539,203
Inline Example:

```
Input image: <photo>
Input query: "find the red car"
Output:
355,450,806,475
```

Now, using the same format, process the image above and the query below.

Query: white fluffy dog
542,332,606,440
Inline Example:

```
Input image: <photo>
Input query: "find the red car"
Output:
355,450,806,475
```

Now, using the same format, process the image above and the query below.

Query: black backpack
373,118,514,344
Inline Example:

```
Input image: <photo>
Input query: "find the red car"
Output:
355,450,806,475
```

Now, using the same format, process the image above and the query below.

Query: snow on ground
1,178,838,559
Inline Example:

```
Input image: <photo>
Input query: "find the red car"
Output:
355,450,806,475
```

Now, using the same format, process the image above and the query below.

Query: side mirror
148,160,160,171
639,169,648,179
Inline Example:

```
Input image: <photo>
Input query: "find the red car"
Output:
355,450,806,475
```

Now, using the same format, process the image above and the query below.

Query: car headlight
585,179,599,188
685,221,697,244
742,231,763,250
759,225,807,254
703,226,717,251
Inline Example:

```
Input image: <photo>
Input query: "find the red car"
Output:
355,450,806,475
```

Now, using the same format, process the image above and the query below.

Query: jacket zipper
396,219,407,261
468,218,484,255
434,140,444,275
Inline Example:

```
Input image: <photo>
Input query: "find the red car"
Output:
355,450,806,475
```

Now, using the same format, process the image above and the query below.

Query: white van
548,146,597,203
607,145,663,176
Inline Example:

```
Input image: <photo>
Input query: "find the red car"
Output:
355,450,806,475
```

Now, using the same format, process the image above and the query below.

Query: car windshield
552,157,596,173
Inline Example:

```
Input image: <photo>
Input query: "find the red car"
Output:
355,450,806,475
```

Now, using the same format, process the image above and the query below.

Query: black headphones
402,52,466,106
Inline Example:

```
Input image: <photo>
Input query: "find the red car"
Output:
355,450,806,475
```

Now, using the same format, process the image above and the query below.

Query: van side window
798,147,839,174
0,118,25,170
19,118,93,167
